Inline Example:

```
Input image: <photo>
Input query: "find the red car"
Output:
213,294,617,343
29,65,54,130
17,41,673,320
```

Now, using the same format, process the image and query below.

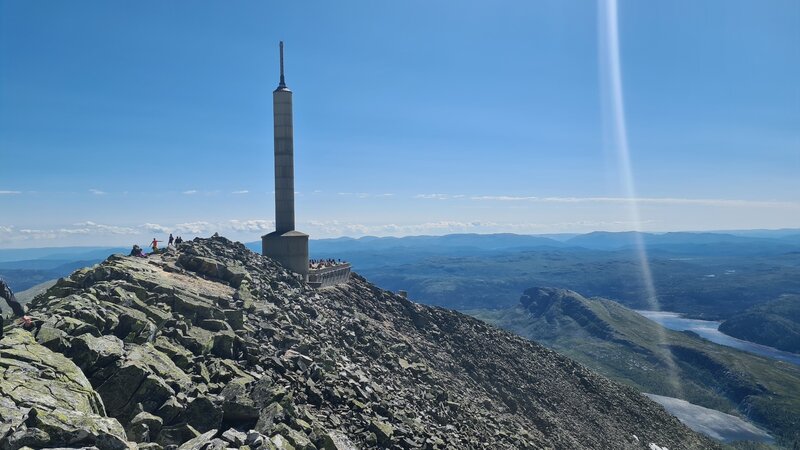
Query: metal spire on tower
278,41,286,88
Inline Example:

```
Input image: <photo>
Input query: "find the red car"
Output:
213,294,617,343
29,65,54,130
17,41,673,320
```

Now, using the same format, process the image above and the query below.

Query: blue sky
1,0,798,247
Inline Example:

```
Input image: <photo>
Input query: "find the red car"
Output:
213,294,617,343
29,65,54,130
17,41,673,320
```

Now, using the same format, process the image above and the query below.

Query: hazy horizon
0,227,797,251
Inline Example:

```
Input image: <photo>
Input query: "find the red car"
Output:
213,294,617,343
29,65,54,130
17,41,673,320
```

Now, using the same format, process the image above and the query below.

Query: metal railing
307,263,351,289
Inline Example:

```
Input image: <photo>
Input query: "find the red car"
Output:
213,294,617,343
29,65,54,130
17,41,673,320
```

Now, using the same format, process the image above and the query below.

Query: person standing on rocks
150,238,162,254
168,234,174,246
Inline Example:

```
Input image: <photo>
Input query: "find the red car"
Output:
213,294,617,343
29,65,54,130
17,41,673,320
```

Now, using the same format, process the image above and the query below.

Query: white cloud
74,221,137,235
143,223,172,234
89,189,106,195
468,195,800,208
0,190,21,195
19,227,90,237
232,190,249,195
338,192,394,199
182,190,198,195
172,221,215,234
227,219,274,232
415,193,465,200
9,222,138,240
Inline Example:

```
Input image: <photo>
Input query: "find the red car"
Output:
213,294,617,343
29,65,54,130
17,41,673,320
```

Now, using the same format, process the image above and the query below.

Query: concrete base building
262,230,309,279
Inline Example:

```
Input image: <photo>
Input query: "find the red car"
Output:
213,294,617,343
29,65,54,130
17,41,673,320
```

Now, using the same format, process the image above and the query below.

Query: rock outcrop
1,236,721,449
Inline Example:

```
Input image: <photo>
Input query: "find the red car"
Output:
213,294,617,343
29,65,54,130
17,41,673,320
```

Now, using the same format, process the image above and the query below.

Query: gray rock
129,411,164,440
157,423,200,448
176,428,217,450
156,397,185,425
368,420,393,446
319,431,357,450
5,427,52,449
254,402,284,435
221,428,247,446
184,396,223,433
26,406,130,450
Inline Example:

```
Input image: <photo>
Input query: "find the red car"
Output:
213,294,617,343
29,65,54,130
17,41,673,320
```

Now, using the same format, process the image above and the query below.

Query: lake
636,310,800,366
645,394,773,443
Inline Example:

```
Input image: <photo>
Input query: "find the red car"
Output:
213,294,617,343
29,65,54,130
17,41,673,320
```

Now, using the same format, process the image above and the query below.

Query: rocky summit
1,236,719,450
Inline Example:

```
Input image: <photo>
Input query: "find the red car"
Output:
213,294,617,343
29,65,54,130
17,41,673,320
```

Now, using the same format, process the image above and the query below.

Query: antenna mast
278,41,286,88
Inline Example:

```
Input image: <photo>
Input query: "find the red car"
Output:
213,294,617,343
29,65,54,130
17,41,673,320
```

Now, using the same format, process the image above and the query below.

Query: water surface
645,394,773,443
636,310,800,366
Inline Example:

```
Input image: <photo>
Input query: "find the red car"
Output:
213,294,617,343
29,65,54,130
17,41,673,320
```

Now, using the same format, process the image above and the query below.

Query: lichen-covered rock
319,431,357,450
368,420,392,447
68,333,124,375
176,428,217,450
0,329,133,449
184,395,223,433
26,406,130,450
0,329,106,415
157,423,200,447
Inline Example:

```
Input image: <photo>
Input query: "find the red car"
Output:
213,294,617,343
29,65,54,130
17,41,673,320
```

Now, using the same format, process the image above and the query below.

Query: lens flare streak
598,0,683,396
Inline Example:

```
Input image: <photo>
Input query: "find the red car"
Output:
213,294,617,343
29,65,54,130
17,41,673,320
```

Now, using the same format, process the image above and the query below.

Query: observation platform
308,262,351,289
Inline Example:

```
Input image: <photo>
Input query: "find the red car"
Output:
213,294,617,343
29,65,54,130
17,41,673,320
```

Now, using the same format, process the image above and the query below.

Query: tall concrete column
263,41,309,280
273,43,295,232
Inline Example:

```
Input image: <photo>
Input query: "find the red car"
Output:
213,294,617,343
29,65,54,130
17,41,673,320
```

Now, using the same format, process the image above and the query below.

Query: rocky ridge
1,236,720,449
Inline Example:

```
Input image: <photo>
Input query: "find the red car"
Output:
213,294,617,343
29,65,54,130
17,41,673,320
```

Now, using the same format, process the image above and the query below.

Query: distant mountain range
303,229,800,254
0,246,128,263
0,246,126,309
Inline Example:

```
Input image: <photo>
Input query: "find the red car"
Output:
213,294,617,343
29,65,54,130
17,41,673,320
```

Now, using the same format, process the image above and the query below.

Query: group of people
129,233,185,257
309,258,345,269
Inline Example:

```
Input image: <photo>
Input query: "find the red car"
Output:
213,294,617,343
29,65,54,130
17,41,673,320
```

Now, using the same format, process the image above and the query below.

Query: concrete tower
262,41,309,279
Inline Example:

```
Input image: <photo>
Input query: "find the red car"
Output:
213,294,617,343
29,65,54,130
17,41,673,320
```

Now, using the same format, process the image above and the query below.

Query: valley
468,288,800,446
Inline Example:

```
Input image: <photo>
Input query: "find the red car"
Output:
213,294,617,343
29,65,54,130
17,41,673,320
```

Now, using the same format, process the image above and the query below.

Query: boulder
273,423,316,450
219,379,259,424
1,329,106,415
210,331,237,359
254,402,285,435
271,434,297,450
221,428,247,446
34,322,71,352
184,396,223,433
115,309,156,344
68,333,125,375
368,420,393,447
156,396,185,425
128,411,164,442
176,428,218,450
319,431,358,450
95,361,150,416
25,406,130,450
4,427,52,449
153,336,194,370
157,423,201,448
